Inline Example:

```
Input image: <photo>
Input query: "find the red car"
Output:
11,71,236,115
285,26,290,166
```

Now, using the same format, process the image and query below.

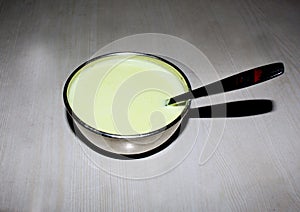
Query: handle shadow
188,99,274,118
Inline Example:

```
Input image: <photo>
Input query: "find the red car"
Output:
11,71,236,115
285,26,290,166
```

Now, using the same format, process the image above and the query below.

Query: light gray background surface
1,0,300,211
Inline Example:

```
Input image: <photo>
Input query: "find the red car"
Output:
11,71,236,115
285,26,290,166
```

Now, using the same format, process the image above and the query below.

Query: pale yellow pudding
67,53,189,135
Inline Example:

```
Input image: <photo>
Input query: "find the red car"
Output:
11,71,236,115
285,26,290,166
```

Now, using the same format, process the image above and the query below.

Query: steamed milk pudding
67,54,189,135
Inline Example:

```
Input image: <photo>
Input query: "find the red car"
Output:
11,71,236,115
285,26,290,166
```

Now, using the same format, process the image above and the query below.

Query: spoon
167,62,284,105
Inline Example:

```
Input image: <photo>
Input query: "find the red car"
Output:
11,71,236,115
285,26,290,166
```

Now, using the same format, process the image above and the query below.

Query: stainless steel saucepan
63,52,283,156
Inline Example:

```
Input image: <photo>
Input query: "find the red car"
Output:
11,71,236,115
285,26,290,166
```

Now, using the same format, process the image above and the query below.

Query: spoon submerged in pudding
166,62,284,105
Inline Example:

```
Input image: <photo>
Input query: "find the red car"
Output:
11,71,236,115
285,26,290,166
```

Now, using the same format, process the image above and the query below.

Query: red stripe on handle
254,69,262,83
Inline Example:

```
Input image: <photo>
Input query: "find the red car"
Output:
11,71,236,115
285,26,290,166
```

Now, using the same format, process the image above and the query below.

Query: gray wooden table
1,0,300,211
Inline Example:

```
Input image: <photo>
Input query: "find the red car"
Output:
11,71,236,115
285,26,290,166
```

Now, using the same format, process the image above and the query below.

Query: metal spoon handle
167,62,284,105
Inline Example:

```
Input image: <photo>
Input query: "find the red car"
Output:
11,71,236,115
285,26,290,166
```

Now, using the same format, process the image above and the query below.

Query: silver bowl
63,52,191,156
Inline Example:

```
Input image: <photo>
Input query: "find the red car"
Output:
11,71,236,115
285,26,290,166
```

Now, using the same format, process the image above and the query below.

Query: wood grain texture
0,0,300,211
